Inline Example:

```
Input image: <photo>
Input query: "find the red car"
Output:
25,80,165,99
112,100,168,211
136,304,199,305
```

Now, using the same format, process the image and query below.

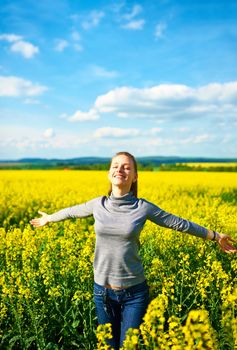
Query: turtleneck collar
106,191,138,212
110,191,134,201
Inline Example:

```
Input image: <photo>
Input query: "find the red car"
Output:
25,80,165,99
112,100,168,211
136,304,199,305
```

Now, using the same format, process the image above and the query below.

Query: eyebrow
112,162,130,165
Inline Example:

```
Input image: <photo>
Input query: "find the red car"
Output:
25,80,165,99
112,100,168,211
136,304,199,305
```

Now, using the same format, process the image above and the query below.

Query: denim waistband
94,279,148,294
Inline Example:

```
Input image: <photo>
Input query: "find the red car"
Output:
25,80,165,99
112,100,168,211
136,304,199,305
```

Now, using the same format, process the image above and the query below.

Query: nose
117,164,124,172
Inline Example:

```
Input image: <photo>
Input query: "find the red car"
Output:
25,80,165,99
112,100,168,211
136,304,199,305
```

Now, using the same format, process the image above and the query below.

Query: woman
30,151,236,350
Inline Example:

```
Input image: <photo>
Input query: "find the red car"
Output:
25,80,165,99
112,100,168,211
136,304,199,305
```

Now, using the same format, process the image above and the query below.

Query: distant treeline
159,163,237,172
1,162,237,171
0,162,153,171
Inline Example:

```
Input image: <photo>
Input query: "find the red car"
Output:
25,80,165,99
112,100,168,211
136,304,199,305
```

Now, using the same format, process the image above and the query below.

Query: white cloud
89,82,237,121
122,19,145,30
175,127,191,133
82,10,105,30
0,33,39,58
193,134,210,144
94,126,163,139
119,4,145,30
91,65,119,79
94,127,140,138
50,135,89,149
66,81,237,129
155,22,167,39
197,82,237,102
68,108,99,121
71,31,83,51
146,137,174,147
55,35,83,52
148,127,162,135
122,5,143,20
55,31,83,53
43,128,55,138
0,76,48,97
10,40,39,59
0,126,90,153
0,122,235,158
55,39,69,52
146,134,212,147
180,134,211,145
0,34,22,42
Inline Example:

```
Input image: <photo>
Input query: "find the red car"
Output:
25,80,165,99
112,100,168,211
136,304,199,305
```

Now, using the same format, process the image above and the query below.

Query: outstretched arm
30,197,101,228
145,200,236,254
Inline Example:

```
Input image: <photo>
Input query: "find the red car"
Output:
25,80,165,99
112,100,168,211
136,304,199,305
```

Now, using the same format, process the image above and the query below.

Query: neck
111,186,131,197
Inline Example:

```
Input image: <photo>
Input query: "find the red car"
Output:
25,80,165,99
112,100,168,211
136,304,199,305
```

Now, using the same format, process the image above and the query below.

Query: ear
133,173,138,183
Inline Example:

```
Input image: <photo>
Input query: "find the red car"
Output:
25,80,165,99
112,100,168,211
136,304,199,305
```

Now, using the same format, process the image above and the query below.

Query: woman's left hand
217,233,236,254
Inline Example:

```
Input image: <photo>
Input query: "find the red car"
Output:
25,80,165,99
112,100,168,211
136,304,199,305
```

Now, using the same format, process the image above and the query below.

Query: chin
113,180,125,185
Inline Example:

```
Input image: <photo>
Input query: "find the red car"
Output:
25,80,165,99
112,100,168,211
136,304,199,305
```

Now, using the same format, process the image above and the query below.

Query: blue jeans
94,280,149,350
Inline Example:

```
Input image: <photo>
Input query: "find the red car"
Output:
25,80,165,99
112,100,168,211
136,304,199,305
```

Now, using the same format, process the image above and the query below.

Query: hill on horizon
0,156,237,171
1,155,237,165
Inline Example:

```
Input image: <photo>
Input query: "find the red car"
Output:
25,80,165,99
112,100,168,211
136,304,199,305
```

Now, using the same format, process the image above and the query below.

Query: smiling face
108,154,138,193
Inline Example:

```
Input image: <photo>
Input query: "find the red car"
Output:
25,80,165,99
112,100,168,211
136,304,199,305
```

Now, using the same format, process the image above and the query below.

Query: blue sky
1,0,237,160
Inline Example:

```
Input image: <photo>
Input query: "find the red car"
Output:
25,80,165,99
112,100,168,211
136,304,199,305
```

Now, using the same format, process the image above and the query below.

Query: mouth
114,174,125,179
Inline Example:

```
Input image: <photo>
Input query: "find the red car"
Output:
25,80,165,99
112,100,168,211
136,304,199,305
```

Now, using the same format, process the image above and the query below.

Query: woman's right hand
30,211,50,227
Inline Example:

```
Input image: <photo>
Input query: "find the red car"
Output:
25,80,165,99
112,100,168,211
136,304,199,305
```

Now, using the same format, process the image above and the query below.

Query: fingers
221,234,236,242
221,238,236,248
227,237,236,243
223,248,236,254
30,218,41,227
218,239,237,253
221,241,236,250
29,210,48,227
30,218,45,227
219,246,233,254
223,246,237,253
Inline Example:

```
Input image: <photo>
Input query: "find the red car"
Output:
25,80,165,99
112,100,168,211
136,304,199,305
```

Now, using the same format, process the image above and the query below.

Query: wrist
207,229,219,242
212,231,217,241
212,230,221,242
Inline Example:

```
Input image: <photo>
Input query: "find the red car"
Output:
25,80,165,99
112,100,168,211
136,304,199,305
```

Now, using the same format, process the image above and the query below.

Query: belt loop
103,287,108,305
103,288,115,318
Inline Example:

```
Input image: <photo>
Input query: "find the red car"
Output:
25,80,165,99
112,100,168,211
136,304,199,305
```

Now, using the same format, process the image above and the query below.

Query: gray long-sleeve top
48,191,208,287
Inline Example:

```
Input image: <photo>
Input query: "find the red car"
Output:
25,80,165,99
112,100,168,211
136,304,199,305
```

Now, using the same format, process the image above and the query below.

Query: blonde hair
108,151,138,197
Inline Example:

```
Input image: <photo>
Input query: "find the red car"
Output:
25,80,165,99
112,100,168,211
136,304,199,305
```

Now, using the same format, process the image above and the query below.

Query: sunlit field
0,170,236,349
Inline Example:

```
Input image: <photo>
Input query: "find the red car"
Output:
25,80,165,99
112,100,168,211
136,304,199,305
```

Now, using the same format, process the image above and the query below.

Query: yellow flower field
182,162,237,168
0,170,236,349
